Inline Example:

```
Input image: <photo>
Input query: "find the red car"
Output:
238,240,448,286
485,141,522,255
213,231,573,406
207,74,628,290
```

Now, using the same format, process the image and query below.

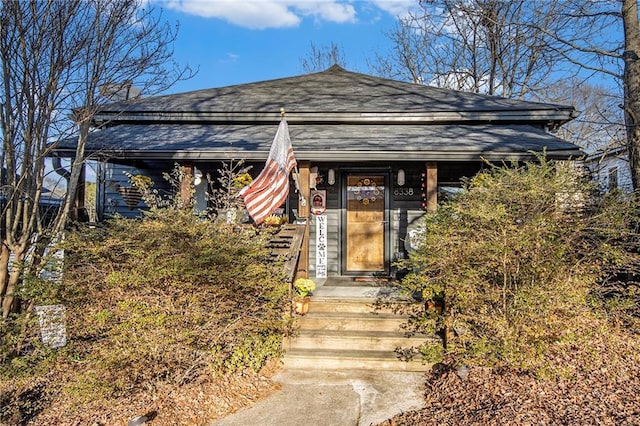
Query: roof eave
62,148,583,162
92,109,577,126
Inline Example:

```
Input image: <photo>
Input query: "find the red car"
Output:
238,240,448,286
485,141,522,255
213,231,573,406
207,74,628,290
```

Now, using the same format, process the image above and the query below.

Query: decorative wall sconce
397,169,405,186
328,168,336,185
310,166,319,190
193,167,203,186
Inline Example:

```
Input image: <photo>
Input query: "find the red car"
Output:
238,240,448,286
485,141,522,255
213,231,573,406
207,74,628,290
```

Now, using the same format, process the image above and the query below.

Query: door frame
340,169,391,277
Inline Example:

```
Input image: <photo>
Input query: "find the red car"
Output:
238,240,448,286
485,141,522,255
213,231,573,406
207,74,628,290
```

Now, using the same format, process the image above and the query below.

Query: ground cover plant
387,157,640,424
0,207,291,425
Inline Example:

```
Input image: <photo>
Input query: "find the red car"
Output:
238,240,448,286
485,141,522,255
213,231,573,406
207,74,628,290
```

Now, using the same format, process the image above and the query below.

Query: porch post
72,163,87,221
425,161,452,348
425,161,438,212
296,160,310,279
179,162,194,208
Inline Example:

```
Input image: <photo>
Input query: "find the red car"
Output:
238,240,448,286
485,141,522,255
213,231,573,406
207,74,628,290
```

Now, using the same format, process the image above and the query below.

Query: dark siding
97,163,169,219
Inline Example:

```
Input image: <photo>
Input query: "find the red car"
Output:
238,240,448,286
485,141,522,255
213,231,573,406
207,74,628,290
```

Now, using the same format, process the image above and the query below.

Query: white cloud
164,1,360,29
221,52,240,63
164,1,301,29
294,1,356,24
370,0,417,18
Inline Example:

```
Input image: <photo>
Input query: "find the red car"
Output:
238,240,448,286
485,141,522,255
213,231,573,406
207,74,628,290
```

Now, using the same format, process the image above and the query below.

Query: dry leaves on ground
18,361,281,426
383,335,640,426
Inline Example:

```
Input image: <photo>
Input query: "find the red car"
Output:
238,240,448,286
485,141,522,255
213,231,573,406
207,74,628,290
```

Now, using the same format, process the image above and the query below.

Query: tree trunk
622,0,640,190
55,119,90,233
1,246,24,318
0,243,10,317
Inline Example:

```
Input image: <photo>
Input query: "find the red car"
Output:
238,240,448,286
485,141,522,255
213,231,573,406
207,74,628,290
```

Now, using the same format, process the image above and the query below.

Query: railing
265,223,306,288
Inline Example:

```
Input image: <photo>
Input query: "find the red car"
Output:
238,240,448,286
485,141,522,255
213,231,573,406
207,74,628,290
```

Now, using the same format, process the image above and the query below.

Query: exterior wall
598,156,633,193
307,181,340,276
96,159,482,279
96,163,169,219
584,150,633,193
96,160,261,220
304,162,481,279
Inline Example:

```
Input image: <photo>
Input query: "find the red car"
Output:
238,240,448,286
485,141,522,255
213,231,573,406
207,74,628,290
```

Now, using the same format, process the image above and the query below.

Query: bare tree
621,0,640,189
372,0,564,98
377,0,640,188
0,0,191,318
300,42,347,73
533,0,639,187
540,79,625,153
54,0,192,232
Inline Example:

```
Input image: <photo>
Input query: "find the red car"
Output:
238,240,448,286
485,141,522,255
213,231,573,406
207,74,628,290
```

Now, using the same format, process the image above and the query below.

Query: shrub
63,208,289,375
397,156,640,375
1,207,291,421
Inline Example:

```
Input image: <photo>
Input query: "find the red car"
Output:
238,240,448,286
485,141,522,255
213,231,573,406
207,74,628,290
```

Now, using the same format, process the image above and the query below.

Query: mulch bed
382,348,640,425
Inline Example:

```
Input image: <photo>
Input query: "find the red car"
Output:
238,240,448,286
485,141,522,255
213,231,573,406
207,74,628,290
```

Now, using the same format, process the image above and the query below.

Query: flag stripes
240,120,297,225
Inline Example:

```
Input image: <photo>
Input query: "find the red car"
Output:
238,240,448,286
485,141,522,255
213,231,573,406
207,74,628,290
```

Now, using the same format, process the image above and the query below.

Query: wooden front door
344,174,387,274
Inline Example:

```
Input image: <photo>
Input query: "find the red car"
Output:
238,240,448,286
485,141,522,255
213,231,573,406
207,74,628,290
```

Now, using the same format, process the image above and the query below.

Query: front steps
283,293,437,371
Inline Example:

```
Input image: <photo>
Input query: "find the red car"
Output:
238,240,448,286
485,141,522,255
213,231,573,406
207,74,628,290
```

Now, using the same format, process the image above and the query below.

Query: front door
343,173,388,274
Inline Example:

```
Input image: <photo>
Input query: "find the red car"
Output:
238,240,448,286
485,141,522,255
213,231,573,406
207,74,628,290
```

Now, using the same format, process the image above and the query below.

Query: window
608,167,618,191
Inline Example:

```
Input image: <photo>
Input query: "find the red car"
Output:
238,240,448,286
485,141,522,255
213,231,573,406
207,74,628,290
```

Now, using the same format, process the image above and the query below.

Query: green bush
398,157,640,374
1,206,291,420
62,208,289,382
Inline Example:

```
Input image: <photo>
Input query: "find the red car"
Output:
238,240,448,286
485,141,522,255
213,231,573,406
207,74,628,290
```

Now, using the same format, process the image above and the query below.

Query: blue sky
154,1,416,94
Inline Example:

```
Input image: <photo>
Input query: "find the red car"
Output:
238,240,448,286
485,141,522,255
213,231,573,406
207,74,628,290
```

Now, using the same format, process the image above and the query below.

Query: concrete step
297,311,407,332
308,296,418,315
286,329,435,352
283,348,432,372
284,295,437,371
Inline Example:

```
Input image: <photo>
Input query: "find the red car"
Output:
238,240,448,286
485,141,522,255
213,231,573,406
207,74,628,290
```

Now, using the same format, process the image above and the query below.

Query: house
52,65,582,280
0,169,64,228
584,146,633,193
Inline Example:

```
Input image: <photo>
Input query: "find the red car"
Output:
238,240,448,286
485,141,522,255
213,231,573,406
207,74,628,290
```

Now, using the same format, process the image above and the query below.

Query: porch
312,276,403,299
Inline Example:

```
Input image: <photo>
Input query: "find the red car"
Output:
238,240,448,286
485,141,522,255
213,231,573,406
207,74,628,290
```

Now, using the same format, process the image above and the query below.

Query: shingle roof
54,65,582,161
94,65,577,126
54,122,580,162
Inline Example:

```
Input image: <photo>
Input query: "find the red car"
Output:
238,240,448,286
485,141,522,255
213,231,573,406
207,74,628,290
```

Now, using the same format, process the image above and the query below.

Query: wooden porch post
424,161,453,349
296,161,311,279
180,162,194,208
425,161,438,212
72,162,87,221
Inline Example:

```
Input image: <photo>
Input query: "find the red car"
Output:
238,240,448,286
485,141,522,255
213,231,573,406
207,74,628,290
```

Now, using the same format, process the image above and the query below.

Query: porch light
328,168,336,185
193,167,203,186
397,169,405,186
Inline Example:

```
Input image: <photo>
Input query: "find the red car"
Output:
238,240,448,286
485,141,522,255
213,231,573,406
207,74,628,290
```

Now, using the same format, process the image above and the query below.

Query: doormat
354,276,390,282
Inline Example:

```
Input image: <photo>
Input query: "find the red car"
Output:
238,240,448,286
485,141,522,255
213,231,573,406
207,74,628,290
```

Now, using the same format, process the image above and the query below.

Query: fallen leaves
383,333,640,426
29,362,281,426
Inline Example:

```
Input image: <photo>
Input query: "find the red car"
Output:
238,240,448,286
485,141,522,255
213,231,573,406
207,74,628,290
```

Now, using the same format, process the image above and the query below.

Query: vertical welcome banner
315,215,327,278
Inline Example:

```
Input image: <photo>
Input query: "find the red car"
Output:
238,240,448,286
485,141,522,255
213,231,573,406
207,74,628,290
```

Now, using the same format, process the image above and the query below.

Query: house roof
94,65,578,126
54,65,583,161
584,145,628,163
54,122,580,162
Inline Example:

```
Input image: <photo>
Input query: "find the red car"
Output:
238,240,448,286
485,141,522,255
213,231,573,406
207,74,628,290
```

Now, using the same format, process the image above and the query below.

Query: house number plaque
393,187,421,201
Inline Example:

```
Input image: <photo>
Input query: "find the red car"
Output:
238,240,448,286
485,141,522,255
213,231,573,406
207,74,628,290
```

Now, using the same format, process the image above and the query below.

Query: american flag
240,119,297,225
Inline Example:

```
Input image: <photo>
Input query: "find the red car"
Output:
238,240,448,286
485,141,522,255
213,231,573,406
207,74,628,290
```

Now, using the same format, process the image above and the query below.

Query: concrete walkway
211,369,427,426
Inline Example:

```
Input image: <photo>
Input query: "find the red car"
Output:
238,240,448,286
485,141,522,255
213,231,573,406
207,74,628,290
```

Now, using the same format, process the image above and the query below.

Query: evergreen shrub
397,156,640,375
1,206,290,417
